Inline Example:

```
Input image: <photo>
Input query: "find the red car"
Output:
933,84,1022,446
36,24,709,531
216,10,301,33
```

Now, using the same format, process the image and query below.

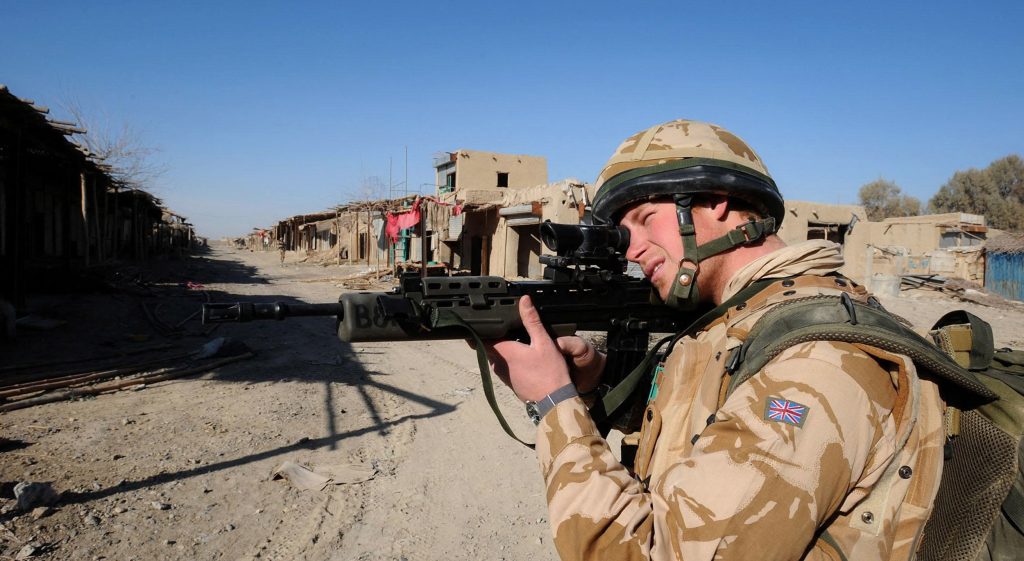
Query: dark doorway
470,236,482,276
515,225,541,278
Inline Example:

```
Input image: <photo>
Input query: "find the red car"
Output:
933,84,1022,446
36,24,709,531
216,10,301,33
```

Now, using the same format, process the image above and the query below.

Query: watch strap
529,383,580,424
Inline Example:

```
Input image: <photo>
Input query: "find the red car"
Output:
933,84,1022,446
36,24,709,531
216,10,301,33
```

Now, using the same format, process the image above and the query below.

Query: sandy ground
1,243,554,561
2,242,1023,561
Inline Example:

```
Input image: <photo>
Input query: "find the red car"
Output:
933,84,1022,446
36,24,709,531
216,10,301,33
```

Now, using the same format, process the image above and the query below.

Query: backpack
918,311,1024,561
723,295,1024,561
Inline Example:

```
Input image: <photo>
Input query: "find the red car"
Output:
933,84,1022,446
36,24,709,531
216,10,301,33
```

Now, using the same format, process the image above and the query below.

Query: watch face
525,402,541,425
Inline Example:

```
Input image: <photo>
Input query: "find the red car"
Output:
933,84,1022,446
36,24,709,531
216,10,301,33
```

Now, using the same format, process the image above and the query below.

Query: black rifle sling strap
595,333,676,425
432,309,535,448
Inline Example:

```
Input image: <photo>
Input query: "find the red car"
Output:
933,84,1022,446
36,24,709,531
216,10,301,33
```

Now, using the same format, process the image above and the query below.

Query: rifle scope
540,222,630,257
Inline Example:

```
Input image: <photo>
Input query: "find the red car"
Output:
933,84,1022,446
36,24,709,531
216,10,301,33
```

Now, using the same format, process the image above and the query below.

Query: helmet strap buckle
712,216,777,254
735,219,765,244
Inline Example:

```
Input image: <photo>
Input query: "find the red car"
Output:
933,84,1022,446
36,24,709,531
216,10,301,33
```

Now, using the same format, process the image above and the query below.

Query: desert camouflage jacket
535,241,946,561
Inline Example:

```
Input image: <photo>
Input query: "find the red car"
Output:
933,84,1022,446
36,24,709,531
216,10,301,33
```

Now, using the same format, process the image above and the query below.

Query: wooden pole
0,353,253,413
420,199,428,278
349,213,355,266
90,174,102,263
387,206,394,271
80,172,90,266
133,192,139,259
481,234,490,276
113,184,120,260
0,351,193,398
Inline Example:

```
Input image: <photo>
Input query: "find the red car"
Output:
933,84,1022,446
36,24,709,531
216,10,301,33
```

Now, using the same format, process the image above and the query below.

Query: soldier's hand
486,295,572,403
555,336,606,395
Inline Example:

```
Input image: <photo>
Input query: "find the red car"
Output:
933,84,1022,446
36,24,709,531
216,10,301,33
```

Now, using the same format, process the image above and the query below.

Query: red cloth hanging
385,199,422,243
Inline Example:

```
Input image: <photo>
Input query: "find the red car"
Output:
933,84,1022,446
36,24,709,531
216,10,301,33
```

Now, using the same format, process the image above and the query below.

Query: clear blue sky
3,1,1022,238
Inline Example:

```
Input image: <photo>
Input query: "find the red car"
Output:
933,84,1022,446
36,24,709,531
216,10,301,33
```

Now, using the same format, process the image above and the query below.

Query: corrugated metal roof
986,232,1024,255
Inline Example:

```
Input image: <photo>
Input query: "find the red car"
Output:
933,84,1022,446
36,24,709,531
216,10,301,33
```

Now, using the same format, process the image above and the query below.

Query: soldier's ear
694,195,730,223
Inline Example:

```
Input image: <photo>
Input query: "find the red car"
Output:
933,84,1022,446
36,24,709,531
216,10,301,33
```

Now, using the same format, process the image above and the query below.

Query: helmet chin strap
660,195,778,311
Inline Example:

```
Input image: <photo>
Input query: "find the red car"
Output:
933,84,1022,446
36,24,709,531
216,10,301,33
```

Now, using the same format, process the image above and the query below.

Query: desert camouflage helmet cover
591,119,785,225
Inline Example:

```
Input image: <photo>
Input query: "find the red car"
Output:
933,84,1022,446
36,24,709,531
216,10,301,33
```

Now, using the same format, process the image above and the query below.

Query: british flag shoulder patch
764,397,809,428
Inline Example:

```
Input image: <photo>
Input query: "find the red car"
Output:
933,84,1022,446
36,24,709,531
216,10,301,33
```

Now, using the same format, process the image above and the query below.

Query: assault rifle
202,222,692,442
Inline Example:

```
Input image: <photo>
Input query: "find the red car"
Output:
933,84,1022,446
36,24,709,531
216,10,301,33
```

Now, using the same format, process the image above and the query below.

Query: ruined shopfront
437,179,589,279
1,85,191,310
844,212,988,288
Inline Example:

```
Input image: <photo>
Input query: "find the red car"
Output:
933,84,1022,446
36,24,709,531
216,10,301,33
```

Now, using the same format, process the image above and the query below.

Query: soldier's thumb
518,295,549,345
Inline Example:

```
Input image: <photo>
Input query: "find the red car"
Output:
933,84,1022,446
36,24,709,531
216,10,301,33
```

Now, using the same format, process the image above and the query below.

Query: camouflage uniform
535,240,945,561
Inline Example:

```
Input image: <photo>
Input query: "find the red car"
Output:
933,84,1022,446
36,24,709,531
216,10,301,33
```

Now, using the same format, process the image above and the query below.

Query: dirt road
3,243,1024,561
1,243,557,561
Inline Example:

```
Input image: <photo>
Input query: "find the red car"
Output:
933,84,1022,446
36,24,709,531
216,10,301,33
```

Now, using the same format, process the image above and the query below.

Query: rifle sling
432,276,787,448
597,277,782,422
432,309,535,448
596,334,676,424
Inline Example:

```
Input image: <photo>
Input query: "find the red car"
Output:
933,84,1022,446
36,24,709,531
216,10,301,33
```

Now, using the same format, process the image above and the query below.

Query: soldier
487,119,945,560
277,238,286,266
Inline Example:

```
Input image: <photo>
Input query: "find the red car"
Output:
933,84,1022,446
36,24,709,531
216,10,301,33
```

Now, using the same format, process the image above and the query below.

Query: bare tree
347,175,388,202
60,97,166,189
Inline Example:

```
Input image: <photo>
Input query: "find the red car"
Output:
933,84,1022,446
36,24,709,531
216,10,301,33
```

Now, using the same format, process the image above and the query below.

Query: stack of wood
336,269,394,290
0,342,252,412
899,274,1022,309
900,274,948,291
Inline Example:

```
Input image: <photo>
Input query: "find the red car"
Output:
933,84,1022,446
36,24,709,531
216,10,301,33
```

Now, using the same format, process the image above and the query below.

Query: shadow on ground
0,244,459,510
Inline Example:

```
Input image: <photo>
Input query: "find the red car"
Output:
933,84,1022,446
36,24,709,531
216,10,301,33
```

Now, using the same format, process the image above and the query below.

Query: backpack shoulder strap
933,312,1024,395
723,294,998,404
932,310,995,371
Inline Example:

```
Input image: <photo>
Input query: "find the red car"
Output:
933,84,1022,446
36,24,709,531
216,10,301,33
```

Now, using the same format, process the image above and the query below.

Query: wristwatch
525,383,579,425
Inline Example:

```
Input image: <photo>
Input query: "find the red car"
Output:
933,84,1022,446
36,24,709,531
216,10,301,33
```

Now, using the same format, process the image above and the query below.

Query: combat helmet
591,119,785,310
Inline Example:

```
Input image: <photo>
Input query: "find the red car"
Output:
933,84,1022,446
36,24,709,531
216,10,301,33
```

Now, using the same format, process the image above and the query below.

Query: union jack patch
764,398,809,427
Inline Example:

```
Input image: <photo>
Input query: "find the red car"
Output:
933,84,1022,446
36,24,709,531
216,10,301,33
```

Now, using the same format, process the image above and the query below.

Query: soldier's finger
556,336,591,361
483,341,513,384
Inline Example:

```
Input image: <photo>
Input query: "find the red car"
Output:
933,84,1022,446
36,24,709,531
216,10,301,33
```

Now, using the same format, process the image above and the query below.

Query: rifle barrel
202,302,344,323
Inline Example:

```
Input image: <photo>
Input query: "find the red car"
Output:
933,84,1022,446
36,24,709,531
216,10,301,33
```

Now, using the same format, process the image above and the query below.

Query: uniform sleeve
535,342,898,561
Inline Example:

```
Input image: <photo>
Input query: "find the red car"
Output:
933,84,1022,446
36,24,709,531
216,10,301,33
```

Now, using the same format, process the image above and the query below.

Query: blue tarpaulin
986,252,1024,303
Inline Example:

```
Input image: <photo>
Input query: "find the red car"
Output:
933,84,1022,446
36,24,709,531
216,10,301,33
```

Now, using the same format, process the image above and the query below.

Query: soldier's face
619,201,686,301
